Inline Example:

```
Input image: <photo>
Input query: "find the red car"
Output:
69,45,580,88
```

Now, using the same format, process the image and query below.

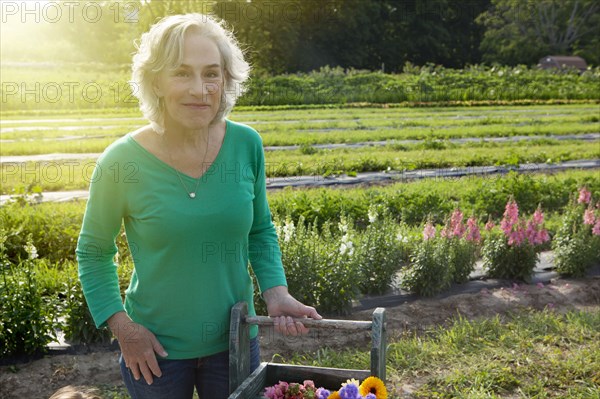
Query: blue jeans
119,338,260,399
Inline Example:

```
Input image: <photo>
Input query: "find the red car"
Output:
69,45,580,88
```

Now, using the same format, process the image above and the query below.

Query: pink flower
423,222,436,240
536,229,550,244
583,208,596,225
532,208,544,225
508,227,525,246
593,220,600,236
485,220,495,231
466,217,481,242
525,220,537,244
501,199,519,235
440,227,449,238
578,187,591,204
450,209,465,238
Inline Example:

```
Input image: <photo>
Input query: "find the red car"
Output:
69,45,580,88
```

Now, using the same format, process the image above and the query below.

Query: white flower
340,234,354,256
338,219,348,234
368,207,378,224
274,222,282,238
25,243,38,260
283,220,295,243
396,231,409,243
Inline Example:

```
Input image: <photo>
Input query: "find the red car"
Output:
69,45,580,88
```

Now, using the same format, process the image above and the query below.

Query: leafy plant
400,221,452,296
0,235,57,357
354,206,406,295
553,187,600,277
482,199,550,281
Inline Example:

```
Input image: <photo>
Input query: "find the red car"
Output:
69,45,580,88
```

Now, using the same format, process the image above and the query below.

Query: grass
278,309,600,398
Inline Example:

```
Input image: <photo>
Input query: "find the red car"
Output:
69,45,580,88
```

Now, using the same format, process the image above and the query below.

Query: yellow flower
327,391,341,399
359,376,387,399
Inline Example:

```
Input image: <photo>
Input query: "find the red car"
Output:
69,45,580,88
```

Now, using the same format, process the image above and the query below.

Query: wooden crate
228,302,386,399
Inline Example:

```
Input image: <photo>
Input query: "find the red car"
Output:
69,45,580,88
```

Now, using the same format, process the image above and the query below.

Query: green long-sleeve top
76,120,287,359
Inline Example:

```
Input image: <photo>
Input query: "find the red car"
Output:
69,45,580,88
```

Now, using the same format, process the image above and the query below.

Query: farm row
2,64,599,112
1,104,598,195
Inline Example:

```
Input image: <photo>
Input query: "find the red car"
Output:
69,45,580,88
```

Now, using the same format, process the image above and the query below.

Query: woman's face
155,31,224,132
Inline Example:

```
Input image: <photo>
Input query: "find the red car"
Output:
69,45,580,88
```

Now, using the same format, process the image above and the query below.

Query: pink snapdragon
465,217,481,242
578,187,592,204
423,222,436,240
485,220,495,231
500,199,519,235
593,220,600,236
508,225,526,246
450,209,465,238
532,207,544,225
583,208,596,225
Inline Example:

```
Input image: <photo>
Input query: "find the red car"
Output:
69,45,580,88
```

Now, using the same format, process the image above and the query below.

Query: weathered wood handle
244,315,372,330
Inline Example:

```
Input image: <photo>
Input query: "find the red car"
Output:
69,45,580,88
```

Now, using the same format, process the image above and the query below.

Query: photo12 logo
1,1,140,24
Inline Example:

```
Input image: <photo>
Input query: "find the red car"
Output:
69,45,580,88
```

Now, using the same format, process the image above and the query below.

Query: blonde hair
49,385,102,399
131,13,250,134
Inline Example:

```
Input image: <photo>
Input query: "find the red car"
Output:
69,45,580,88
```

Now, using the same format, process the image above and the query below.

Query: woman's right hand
108,311,168,385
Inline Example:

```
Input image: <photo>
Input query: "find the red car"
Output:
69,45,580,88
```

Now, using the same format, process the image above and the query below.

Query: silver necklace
162,132,210,199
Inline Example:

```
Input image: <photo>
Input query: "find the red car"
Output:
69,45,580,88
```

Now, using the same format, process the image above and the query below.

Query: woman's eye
174,71,188,77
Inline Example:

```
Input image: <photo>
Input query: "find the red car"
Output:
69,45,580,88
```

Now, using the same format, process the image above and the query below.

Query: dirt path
1,277,598,399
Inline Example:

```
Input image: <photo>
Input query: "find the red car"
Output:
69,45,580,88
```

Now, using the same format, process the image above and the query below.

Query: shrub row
2,64,599,112
2,170,598,267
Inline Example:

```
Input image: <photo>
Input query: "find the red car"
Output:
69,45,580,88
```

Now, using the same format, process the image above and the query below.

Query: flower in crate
264,377,387,399
338,383,359,399
359,376,388,399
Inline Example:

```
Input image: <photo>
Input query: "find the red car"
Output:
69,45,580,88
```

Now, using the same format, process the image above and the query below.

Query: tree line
3,0,598,72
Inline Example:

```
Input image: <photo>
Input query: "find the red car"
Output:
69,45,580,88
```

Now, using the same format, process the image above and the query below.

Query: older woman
76,13,320,399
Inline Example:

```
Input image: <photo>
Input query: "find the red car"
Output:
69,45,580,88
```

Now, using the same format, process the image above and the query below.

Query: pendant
189,192,196,199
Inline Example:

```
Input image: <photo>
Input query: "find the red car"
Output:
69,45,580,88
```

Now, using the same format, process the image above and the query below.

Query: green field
1,104,598,195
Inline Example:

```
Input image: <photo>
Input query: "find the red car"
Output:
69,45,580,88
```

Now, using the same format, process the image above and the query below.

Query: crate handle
229,302,386,394
245,316,373,330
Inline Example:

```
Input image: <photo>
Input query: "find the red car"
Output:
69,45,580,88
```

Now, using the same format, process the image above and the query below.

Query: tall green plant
0,235,57,357
553,187,600,276
400,221,452,297
354,206,406,295
482,199,550,280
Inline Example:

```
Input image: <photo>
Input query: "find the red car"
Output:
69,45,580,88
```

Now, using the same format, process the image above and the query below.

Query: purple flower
316,388,331,399
339,383,359,399
365,394,377,399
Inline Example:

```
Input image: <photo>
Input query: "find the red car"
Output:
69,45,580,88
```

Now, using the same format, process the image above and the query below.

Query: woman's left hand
262,286,322,336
